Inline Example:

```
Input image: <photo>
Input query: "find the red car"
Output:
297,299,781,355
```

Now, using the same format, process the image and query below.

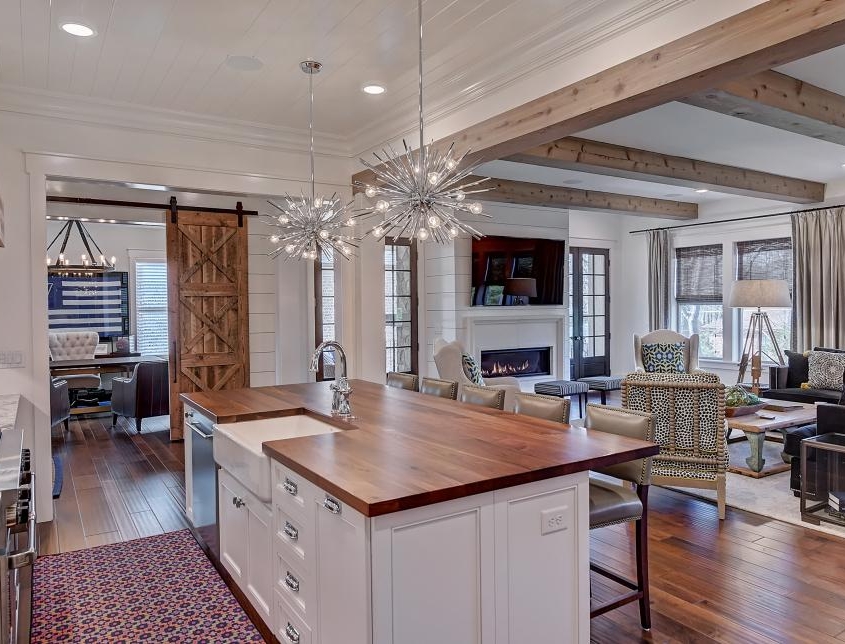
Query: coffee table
726,402,817,478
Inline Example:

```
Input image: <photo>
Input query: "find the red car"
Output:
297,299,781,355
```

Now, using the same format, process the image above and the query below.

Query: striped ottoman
534,380,590,416
576,375,624,405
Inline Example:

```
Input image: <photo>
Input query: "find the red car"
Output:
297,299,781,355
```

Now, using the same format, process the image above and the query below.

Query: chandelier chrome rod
417,0,424,164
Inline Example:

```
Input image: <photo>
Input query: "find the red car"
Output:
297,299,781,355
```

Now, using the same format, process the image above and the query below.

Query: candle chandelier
46,219,117,276
354,0,491,243
263,61,355,261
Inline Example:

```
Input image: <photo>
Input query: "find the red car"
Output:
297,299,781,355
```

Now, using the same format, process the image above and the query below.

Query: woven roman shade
736,237,792,287
675,244,723,303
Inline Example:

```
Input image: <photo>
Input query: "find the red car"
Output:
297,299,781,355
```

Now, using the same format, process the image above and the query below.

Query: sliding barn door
167,211,250,440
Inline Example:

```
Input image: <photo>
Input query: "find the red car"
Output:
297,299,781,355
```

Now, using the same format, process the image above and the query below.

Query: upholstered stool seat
460,384,505,410
419,377,458,400
386,372,419,391
589,478,643,528
577,375,624,404
534,380,589,415
514,392,570,424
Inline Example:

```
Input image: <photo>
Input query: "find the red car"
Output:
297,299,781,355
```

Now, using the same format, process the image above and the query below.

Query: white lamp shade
728,279,791,308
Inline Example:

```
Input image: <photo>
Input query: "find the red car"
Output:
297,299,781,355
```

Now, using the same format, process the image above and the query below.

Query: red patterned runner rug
32,529,264,643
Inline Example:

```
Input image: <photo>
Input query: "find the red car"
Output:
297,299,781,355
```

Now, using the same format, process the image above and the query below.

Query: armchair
111,360,170,433
432,338,521,411
633,329,699,372
622,370,727,519
48,331,101,392
50,378,70,432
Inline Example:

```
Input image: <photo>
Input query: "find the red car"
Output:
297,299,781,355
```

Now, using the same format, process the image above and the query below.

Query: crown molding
349,0,694,156
0,83,354,158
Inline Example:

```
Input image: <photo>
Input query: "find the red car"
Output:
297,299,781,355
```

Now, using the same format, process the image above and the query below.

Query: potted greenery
724,384,767,417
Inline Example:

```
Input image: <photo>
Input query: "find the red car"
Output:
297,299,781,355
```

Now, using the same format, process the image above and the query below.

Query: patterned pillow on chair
641,342,686,373
461,353,485,385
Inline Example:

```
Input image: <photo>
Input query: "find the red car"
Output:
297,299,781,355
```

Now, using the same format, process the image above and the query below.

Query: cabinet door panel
218,472,247,586
246,499,273,624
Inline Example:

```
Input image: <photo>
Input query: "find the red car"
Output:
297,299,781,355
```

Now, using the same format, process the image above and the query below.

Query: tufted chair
48,331,101,390
514,392,571,424
633,329,699,372
112,360,170,433
432,338,521,411
622,371,727,519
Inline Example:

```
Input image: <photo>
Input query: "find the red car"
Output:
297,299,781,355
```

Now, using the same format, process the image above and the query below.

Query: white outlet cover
540,505,570,535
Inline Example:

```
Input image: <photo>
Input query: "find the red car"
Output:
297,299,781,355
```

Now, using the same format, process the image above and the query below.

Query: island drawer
272,461,317,521
274,503,314,572
276,590,312,644
275,547,315,624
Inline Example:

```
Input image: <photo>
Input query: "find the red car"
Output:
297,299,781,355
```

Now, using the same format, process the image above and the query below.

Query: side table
800,433,845,527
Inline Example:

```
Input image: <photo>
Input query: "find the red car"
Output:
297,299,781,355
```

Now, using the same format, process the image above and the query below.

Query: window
133,259,168,354
736,237,793,358
314,250,336,381
385,240,417,374
675,244,723,359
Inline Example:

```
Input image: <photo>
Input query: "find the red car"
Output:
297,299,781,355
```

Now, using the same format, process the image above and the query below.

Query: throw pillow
641,342,686,373
461,353,485,385
808,350,845,391
784,350,810,388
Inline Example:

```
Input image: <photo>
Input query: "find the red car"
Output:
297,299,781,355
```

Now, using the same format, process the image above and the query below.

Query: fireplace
480,347,552,378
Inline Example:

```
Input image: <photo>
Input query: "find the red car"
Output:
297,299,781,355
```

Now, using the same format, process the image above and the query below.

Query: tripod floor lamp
729,279,792,394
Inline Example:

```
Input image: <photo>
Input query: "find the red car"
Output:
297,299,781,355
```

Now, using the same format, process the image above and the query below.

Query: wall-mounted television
48,272,130,338
471,236,566,306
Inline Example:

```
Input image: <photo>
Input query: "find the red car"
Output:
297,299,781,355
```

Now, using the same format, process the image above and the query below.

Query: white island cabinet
268,460,589,644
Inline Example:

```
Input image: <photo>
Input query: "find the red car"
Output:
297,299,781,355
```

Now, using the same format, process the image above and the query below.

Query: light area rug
665,438,845,540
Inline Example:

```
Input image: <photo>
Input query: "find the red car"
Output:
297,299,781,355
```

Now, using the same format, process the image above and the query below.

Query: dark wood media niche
480,347,552,378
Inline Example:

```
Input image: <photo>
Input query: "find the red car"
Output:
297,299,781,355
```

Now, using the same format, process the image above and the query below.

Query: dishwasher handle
189,421,214,441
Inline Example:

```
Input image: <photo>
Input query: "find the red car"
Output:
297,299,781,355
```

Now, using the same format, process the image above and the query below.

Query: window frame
384,238,419,375
314,250,336,382
674,243,725,360
130,253,168,355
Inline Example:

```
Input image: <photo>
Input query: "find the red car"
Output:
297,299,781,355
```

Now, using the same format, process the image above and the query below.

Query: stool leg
636,485,651,630
578,394,583,417
601,390,607,405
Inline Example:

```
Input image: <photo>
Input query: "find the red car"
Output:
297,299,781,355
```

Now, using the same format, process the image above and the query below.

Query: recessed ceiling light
225,55,264,72
61,22,96,37
362,84,386,95
841,163,845,168
695,189,709,193
127,183,168,191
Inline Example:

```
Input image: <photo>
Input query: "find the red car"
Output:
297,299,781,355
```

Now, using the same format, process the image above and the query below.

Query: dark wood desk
50,356,166,415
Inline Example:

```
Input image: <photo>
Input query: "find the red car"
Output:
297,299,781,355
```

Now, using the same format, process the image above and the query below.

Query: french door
569,247,610,379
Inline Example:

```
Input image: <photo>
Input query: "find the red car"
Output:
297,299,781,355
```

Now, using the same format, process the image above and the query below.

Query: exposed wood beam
469,175,697,220
506,137,824,204
354,1,845,187
682,70,845,146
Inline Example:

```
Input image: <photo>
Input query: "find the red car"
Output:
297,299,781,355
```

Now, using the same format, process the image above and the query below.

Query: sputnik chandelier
263,61,355,261
354,0,490,243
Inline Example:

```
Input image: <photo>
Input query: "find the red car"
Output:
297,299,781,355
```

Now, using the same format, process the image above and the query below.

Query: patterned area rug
32,530,264,643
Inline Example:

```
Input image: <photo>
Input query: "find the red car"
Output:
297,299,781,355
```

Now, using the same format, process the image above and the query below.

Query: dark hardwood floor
40,414,188,555
41,407,845,643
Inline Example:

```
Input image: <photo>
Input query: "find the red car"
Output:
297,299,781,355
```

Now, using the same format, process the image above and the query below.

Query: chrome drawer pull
285,622,300,643
283,478,298,496
323,495,341,515
284,571,300,593
284,521,299,541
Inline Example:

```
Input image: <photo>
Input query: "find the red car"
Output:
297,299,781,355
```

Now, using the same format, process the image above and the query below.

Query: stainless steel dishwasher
185,408,219,561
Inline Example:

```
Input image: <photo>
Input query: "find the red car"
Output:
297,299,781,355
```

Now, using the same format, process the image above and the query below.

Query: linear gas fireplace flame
480,347,552,379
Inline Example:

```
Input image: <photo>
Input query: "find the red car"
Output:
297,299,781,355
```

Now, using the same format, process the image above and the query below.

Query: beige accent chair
419,377,458,400
585,404,656,630
514,392,571,424
621,371,727,520
386,372,419,391
633,329,699,372
459,384,506,410
432,338,521,411
48,331,101,389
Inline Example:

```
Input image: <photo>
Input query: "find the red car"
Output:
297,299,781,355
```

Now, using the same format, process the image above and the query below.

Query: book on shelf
828,490,845,512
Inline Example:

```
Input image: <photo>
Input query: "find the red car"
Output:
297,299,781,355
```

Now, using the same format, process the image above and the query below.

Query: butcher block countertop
181,381,658,517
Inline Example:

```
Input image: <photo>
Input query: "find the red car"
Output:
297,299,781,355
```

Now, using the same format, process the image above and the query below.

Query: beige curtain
647,229,670,331
792,208,845,350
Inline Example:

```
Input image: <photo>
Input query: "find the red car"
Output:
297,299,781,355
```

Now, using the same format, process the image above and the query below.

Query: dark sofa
765,347,845,405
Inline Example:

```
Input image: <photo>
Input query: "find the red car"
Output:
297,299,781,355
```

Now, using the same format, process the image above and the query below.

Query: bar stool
514,392,571,423
584,403,656,631
419,377,458,400
386,372,419,391
459,384,505,410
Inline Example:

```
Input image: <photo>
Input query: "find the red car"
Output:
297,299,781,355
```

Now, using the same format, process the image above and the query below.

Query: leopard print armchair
622,370,727,519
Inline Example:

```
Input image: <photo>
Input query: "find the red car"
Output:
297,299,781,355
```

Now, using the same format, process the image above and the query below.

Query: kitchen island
182,380,658,644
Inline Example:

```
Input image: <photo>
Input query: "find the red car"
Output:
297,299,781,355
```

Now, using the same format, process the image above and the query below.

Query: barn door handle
172,341,177,383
